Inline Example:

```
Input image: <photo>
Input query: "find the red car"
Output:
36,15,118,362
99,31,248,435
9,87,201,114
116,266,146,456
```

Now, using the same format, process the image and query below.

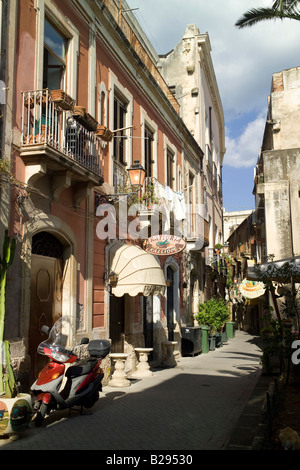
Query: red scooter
31,316,110,427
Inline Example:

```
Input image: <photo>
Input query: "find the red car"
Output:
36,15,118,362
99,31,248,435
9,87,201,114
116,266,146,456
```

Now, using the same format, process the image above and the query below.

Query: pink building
0,0,222,387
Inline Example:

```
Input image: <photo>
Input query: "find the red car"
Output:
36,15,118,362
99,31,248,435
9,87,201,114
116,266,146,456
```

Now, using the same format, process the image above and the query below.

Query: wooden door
167,266,174,341
29,254,63,380
109,295,125,353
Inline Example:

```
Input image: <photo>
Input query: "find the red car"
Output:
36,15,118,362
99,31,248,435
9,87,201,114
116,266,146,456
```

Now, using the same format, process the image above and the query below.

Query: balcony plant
135,183,160,208
96,125,113,142
50,89,75,111
0,231,32,436
214,243,223,255
73,106,98,131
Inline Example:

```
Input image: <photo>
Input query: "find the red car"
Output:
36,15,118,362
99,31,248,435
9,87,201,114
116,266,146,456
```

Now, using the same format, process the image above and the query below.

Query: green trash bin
226,321,236,339
201,326,209,353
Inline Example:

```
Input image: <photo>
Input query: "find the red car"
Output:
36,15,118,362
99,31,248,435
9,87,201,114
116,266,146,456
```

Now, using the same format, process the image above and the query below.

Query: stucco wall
261,148,300,259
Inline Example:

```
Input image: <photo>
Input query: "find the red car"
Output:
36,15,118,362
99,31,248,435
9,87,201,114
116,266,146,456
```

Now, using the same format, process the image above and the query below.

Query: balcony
20,90,104,203
185,210,209,251
205,247,228,276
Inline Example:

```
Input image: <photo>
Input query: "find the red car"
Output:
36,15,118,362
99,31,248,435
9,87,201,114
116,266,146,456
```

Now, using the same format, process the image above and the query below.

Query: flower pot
24,91,48,109
73,107,98,131
73,105,86,117
0,393,32,436
51,89,75,110
96,125,113,142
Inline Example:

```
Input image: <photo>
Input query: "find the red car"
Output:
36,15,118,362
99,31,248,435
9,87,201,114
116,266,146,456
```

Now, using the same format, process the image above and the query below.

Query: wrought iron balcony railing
21,89,104,177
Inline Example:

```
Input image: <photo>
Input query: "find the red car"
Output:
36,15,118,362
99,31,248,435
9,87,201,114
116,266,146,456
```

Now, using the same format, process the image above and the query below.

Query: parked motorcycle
31,316,110,427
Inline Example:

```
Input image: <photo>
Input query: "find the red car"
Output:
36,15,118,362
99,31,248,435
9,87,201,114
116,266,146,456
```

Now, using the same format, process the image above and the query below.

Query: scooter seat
65,359,97,378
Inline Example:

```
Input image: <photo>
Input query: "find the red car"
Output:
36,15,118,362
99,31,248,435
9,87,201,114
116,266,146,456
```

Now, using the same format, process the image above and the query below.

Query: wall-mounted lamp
97,160,146,204
222,243,229,255
127,160,146,190
108,271,118,286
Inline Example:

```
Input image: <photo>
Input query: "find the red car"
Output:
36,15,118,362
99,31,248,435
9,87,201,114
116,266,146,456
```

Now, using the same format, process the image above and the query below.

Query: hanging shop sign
239,279,266,299
143,235,186,256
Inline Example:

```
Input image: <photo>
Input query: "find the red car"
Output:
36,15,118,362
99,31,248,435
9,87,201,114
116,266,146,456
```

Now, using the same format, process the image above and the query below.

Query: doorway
109,294,125,353
166,266,174,341
29,232,64,381
143,296,153,359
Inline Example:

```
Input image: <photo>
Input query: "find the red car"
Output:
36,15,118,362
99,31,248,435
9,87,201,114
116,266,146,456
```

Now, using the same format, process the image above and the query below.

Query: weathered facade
253,66,300,263
158,25,226,320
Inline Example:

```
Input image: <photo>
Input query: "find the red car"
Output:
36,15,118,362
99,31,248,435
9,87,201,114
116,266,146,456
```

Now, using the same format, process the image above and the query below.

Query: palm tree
235,0,300,28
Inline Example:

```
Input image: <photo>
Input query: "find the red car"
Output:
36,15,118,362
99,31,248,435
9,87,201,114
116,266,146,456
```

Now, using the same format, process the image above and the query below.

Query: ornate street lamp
222,243,229,255
127,160,146,190
96,160,146,205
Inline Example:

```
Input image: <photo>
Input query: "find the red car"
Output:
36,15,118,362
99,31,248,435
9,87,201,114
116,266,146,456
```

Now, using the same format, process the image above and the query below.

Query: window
43,19,67,90
167,148,174,189
188,173,195,234
144,126,154,178
100,91,106,125
113,92,127,164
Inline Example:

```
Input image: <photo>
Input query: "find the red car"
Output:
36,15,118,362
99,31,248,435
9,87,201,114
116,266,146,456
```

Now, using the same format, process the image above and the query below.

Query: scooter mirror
80,337,89,345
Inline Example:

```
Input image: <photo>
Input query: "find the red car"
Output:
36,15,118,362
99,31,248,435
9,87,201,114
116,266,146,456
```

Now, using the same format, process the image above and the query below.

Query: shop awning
109,242,166,297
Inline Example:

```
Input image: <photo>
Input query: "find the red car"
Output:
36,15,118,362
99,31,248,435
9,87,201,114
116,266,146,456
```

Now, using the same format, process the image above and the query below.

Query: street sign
143,235,186,256
239,279,265,299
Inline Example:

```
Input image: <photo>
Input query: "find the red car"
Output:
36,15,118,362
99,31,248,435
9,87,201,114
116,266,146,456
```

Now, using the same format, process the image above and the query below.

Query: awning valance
109,242,166,297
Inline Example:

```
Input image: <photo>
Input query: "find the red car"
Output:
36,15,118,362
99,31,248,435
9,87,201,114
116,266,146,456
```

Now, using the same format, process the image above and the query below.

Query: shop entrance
109,295,125,353
166,266,174,341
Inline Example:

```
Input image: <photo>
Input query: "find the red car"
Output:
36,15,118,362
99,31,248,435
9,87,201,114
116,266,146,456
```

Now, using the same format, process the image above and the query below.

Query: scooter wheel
33,402,48,427
83,391,98,409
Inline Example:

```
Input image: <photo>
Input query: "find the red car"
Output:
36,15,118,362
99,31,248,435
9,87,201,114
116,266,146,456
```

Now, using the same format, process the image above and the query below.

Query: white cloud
127,0,300,119
224,112,266,168
126,0,299,171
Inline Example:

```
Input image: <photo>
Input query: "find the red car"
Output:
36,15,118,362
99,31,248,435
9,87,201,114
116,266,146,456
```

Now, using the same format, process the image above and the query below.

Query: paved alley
0,331,264,453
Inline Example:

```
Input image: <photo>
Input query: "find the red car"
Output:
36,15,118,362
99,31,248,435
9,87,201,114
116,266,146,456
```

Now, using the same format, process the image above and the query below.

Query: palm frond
235,5,300,28
235,7,282,28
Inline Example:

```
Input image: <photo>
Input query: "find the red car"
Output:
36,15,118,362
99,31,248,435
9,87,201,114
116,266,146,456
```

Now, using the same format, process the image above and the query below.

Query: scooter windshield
37,316,76,360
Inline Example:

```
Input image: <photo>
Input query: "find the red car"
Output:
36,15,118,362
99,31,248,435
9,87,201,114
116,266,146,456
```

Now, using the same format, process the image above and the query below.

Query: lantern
128,160,146,189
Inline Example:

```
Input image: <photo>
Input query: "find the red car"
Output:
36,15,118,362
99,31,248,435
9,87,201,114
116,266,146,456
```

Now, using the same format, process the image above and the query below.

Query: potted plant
135,183,159,208
194,297,230,350
214,243,223,255
73,106,98,131
50,89,75,110
0,231,32,436
96,125,113,142
259,308,285,375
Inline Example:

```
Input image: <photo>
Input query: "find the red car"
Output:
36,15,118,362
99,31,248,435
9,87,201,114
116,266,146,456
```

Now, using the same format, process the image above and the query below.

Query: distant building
253,66,300,263
223,209,253,243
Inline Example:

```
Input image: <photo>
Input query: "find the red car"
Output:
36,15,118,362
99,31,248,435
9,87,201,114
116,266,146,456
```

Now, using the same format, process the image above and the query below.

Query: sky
125,0,300,212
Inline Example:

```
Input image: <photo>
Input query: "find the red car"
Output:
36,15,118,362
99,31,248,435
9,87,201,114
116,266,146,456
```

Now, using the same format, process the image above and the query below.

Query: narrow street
0,331,265,453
